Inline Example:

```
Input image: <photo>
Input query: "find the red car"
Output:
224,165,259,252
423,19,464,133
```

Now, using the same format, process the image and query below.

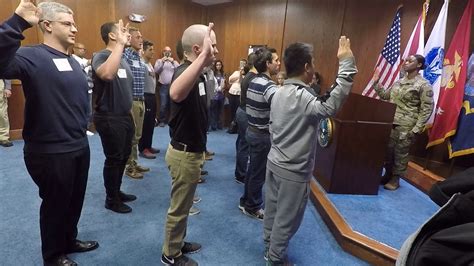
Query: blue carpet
0,127,370,265
326,178,439,249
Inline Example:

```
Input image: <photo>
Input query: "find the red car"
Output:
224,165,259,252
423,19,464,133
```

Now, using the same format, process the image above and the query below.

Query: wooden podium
313,93,396,195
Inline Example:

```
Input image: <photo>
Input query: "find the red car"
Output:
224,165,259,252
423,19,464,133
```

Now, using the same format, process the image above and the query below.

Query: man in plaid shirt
123,26,150,179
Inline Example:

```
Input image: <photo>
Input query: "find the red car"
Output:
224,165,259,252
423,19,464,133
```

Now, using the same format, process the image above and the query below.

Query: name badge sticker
53,58,73,72
117,69,127,79
198,82,206,96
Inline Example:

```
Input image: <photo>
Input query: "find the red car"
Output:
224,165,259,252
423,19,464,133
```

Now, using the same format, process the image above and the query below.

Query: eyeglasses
40,20,78,30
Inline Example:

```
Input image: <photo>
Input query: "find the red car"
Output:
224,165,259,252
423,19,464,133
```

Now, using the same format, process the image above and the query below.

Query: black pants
24,147,90,261
228,94,240,123
139,93,157,152
94,114,134,200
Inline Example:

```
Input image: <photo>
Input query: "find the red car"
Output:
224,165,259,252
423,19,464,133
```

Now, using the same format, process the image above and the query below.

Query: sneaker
193,196,201,204
189,206,200,216
119,191,137,202
204,153,213,161
135,164,150,172
264,247,269,261
86,130,94,136
161,254,197,266
139,149,156,159
267,258,294,266
242,208,264,221
181,242,201,254
126,168,143,179
198,177,206,184
238,203,245,212
206,150,215,156
0,140,13,147
235,176,245,185
200,170,208,176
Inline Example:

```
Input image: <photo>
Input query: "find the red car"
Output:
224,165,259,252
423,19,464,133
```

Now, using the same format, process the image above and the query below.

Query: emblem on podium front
317,118,333,148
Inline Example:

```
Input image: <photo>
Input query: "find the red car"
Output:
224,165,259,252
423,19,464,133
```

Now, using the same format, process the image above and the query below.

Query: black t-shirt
240,71,257,109
92,49,133,116
168,61,208,152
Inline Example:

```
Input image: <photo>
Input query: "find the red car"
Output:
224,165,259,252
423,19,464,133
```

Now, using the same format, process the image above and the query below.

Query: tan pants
162,145,204,257
127,100,145,165
0,83,9,141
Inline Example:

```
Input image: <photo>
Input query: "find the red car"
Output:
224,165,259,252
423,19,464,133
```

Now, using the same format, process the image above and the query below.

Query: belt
248,126,269,134
133,97,145,101
170,139,202,153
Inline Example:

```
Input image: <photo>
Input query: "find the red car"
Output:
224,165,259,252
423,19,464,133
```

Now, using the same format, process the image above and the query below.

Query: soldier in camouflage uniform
373,54,434,190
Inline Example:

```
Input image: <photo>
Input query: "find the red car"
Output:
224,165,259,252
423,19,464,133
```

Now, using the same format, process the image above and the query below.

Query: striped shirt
123,48,146,98
246,73,277,131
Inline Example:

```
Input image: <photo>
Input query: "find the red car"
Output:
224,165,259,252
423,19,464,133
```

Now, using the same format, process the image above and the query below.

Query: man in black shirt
0,1,98,265
234,52,257,184
93,21,137,214
161,23,218,266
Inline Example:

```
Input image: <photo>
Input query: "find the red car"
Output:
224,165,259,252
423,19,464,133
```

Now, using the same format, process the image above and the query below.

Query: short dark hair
176,39,184,61
247,52,257,68
284,43,313,77
414,54,426,70
254,47,276,73
100,22,116,45
143,40,153,51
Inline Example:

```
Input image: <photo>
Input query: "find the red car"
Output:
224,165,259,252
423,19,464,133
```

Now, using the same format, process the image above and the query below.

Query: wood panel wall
208,0,473,92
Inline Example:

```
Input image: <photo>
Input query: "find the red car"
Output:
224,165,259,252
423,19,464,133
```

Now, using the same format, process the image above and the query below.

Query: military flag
449,53,474,158
423,0,449,125
427,0,472,148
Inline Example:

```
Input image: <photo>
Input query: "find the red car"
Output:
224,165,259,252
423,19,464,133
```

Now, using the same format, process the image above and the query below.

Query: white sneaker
86,130,94,136
189,206,200,216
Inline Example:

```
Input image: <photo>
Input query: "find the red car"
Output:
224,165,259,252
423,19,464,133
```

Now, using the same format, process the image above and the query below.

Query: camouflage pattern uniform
374,74,434,184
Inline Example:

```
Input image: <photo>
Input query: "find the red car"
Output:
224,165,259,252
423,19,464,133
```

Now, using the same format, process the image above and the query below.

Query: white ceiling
191,0,233,6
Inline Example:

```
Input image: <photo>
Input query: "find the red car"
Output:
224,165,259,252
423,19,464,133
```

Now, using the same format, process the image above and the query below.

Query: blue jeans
234,107,248,179
210,98,224,130
159,84,170,123
241,128,271,211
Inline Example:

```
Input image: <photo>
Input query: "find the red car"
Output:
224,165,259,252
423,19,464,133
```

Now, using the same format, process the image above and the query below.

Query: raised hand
337,36,353,60
115,19,130,46
201,22,216,66
15,0,41,26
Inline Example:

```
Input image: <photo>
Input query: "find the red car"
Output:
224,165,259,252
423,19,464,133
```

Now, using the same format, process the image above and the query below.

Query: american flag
362,8,402,98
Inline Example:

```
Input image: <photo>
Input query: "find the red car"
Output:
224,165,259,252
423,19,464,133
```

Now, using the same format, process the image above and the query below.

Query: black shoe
0,140,13,147
119,191,137,202
200,170,208,176
44,255,77,266
161,254,197,266
105,199,132,213
67,240,99,253
198,177,206,184
149,147,160,154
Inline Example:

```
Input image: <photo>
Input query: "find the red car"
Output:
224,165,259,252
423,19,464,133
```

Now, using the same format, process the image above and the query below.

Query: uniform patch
425,90,434,97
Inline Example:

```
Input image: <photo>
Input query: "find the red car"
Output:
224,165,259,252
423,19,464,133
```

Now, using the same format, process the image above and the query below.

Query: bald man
154,46,179,127
161,23,218,266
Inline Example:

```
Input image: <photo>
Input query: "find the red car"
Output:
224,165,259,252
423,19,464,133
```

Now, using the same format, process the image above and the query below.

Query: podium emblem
317,118,333,148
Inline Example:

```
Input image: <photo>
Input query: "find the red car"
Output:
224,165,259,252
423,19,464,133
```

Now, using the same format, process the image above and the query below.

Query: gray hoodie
267,57,357,182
